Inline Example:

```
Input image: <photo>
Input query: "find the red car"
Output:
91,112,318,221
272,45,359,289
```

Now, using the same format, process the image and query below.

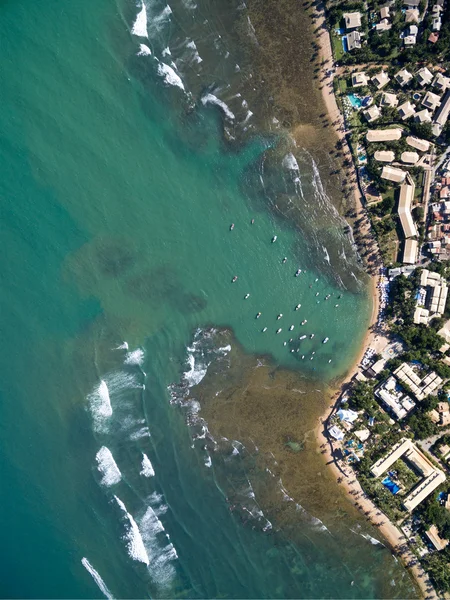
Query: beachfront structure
403,238,418,264
416,67,433,87
364,105,381,123
433,73,450,93
422,91,442,112
406,136,430,152
372,71,390,90
394,363,443,400
380,92,398,107
346,30,362,51
395,68,413,87
433,89,450,135
374,150,395,162
381,165,407,183
416,269,449,322
425,525,449,551
398,174,418,236
429,402,450,426
366,128,402,142
398,101,415,120
375,377,416,420
370,438,446,512
352,72,368,88
344,11,362,30
415,108,432,123
401,151,419,164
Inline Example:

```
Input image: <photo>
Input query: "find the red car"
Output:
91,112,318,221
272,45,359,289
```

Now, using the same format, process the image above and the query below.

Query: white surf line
81,557,114,599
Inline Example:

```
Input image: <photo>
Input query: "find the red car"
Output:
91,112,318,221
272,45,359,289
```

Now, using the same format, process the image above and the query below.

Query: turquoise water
0,0,418,598
348,94,363,109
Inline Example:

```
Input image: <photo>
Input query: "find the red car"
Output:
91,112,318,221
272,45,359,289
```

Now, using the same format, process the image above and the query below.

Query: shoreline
312,4,438,598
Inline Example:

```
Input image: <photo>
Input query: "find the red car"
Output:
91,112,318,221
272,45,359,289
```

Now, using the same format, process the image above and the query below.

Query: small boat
301,319,307,325
283,341,287,346
296,348,300,352
290,349,294,353
282,257,287,264
244,293,250,299
323,337,329,344
335,304,339,308
315,278,319,282
272,236,277,243
289,325,294,331
276,328,282,334
295,304,301,310
325,294,331,300
262,327,267,332
315,292,319,297
289,338,293,342
256,312,261,319
299,335,306,340
312,351,316,355
328,359,332,363
277,313,283,320
232,276,238,282
310,334,314,339
295,269,302,277
230,223,235,230
301,355,305,359
310,357,314,361
251,218,255,224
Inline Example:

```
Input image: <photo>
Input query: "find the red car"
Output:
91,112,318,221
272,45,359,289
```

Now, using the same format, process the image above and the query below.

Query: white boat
299,335,307,340
315,278,319,282
262,327,267,332
283,341,287,346
323,337,329,344
301,355,305,359
295,304,301,310
276,328,282,334
272,236,277,243
245,293,250,299
277,314,283,320
310,334,314,339
289,325,294,331
315,292,319,297
295,269,302,277
301,320,307,325
256,312,261,319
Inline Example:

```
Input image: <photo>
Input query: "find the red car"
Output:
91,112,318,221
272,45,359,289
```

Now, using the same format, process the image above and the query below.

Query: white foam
88,380,112,432
130,426,151,441
132,1,148,38
186,40,203,63
184,354,208,387
282,152,299,171
137,44,151,56
96,447,122,487
140,453,155,477
125,348,145,366
217,344,231,354
115,496,150,565
204,455,212,468
201,94,235,120
81,558,114,599
361,532,383,546
162,46,171,56
115,341,129,350
157,62,185,90
140,505,165,535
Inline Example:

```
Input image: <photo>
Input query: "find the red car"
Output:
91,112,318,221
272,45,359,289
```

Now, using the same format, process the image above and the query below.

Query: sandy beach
312,4,439,598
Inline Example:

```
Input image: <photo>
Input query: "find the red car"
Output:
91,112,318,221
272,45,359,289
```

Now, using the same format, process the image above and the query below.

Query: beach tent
329,426,344,441
337,409,358,423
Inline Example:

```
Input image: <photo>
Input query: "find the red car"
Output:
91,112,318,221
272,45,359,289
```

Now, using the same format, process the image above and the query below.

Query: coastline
312,4,438,598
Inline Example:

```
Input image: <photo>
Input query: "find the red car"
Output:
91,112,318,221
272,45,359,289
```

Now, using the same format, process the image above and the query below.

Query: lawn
331,30,345,63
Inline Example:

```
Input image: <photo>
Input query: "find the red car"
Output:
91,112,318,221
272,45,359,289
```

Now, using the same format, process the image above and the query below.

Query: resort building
415,108,432,123
366,128,403,142
398,100,415,120
395,68,413,87
398,174,418,236
432,15,442,31
380,92,398,107
394,363,443,401
416,67,434,87
375,377,416,420
414,307,430,324
429,402,450,426
403,238,419,264
376,19,392,31
347,30,362,51
381,166,407,183
404,34,417,46
422,91,442,112
380,5,390,19
433,89,450,135
352,72,368,88
405,8,420,21
401,151,419,164
416,269,449,321
344,11,362,30
406,136,431,151
433,73,450,93
364,105,381,123
372,71,390,90
370,438,446,512
425,526,449,551
374,150,395,162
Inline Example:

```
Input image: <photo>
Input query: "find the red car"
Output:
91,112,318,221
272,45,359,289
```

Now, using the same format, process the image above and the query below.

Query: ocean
0,0,418,597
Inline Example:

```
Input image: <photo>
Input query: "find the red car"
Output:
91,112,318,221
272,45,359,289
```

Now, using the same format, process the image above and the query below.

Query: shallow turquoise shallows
0,0,417,598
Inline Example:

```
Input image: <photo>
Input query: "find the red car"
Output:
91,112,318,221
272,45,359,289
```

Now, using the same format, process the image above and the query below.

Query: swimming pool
347,93,362,108
382,476,400,495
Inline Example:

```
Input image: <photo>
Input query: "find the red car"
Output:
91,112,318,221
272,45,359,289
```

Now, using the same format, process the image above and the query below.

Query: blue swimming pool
348,93,362,108
382,476,400,495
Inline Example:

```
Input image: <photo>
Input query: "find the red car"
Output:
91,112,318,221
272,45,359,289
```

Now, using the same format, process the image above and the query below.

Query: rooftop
414,108,432,123
364,105,381,123
398,175,418,236
406,136,430,151
344,11,362,30
401,151,420,164
380,92,398,107
403,238,418,264
422,91,442,111
372,71,390,90
398,100,415,120
366,128,403,142
374,150,395,162
416,67,433,86
352,72,368,87
395,68,413,87
347,30,362,51
381,165,407,183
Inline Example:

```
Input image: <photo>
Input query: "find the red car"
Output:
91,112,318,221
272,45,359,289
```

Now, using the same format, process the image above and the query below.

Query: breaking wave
131,1,148,38
201,94,235,120
115,496,150,565
140,453,155,477
96,446,122,487
157,61,185,90
88,380,112,433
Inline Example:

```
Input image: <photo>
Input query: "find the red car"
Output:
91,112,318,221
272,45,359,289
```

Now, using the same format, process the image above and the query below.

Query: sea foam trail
140,453,155,477
201,94,235,120
139,506,177,586
132,1,148,38
184,353,208,387
96,447,122,487
81,558,114,599
115,496,150,565
88,380,112,432
125,348,145,366
156,62,184,90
